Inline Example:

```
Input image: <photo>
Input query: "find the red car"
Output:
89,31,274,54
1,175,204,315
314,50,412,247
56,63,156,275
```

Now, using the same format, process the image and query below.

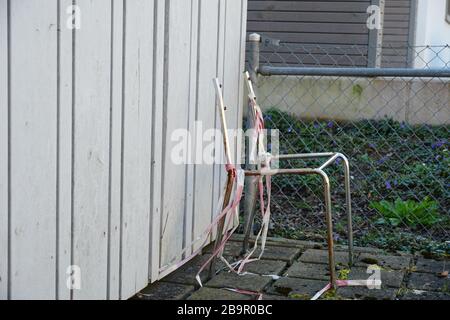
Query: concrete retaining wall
258,76,450,125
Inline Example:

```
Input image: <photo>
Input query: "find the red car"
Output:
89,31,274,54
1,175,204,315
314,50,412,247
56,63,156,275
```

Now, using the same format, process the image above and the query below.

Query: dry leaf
438,271,448,278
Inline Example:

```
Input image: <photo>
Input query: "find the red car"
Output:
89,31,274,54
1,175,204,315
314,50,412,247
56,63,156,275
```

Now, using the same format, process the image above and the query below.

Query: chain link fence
249,38,450,257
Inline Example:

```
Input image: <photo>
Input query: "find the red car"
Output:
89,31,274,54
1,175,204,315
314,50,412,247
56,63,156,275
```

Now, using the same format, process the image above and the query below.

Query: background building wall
382,0,415,67
414,0,450,68
247,0,371,67
246,0,417,68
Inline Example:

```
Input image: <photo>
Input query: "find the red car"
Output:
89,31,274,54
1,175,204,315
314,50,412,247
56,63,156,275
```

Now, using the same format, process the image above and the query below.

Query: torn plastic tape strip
311,279,383,300
225,288,263,300
238,174,271,273
195,170,245,286
159,169,243,275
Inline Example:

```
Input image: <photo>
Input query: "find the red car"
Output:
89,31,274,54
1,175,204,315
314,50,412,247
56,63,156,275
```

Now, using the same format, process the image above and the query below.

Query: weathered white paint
57,0,74,301
72,0,111,300
120,0,153,299
221,0,246,231
9,0,58,299
160,0,193,270
108,0,124,301
149,0,165,283
184,0,199,262
192,0,220,252
0,0,9,300
414,0,450,68
212,0,227,241
0,0,246,300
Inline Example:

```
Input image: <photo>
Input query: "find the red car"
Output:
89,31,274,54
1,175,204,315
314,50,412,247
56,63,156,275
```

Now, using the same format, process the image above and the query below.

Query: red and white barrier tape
194,167,245,286
311,279,383,300
233,98,272,274
225,288,263,300
159,96,274,295
158,166,244,278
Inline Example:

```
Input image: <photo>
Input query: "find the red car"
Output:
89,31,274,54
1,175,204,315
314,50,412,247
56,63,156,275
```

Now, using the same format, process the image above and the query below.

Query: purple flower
333,233,340,241
327,121,334,128
287,126,293,133
313,122,320,129
368,143,376,149
431,139,447,149
400,122,407,129
335,158,342,165
385,180,392,190
377,155,389,165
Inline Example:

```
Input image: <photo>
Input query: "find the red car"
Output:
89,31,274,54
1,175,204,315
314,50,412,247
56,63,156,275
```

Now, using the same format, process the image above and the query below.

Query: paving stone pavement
135,236,450,300
135,282,194,300
206,272,273,292
188,287,253,300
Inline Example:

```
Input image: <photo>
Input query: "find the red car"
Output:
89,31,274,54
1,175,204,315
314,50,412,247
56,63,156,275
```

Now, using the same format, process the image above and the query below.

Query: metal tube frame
259,65,450,78
243,152,353,289
242,39,355,287
243,34,262,254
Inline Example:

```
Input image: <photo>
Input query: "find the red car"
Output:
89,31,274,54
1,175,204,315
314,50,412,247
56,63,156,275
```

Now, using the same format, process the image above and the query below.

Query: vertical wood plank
9,0,58,299
108,0,124,300
234,0,247,229
149,0,165,282
223,0,243,175
223,0,240,165
237,0,247,168
72,0,111,300
192,0,220,252
183,0,199,259
0,0,9,300
211,0,227,240
57,0,74,300
119,0,153,299
160,0,192,268
218,0,245,232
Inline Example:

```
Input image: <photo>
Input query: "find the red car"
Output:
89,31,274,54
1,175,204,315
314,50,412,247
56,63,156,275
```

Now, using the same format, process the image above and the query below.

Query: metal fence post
248,33,261,83
242,33,261,253
367,0,385,67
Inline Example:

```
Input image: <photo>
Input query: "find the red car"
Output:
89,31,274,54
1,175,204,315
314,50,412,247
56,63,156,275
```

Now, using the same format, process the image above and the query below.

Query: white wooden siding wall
0,0,246,300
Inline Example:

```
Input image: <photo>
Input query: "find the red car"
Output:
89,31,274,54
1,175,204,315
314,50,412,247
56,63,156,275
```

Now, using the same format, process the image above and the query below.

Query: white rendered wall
414,0,450,68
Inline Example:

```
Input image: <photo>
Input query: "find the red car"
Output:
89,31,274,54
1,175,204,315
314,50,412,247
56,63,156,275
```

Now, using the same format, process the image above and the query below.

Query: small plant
288,293,310,300
359,230,449,256
370,197,440,228
338,268,350,280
